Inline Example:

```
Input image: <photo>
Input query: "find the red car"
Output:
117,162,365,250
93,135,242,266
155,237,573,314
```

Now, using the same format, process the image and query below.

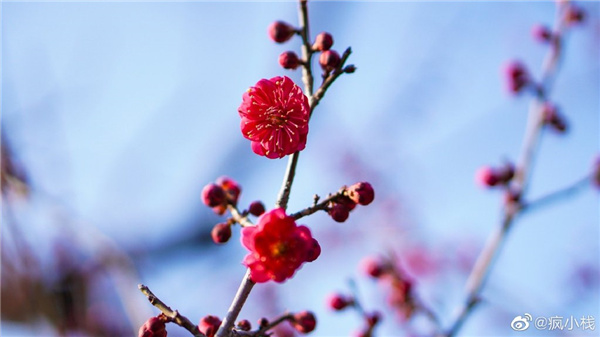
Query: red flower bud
337,195,357,211
202,183,225,207
198,315,221,337
504,61,529,94
292,311,316,334
497,163,515,184
566,5,585,25
343,64,357,73
248,201,266,216
305,238,321,262
268,21,296,43
216,176,241,205
211,223,232,244
476,166,500,187
328,203,350,222
327,293,353,311
279,51,300,70
236,319,252,331
542,103,567,133
139,316,167,337
348,182,375,206
319,50,341,72
360,257,387,278
532,24,553,43
312,32,333,51
258,317,269,328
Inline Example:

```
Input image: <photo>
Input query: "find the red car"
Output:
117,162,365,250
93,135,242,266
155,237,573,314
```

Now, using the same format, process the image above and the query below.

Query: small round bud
328,203,350,222
279,51,300,70
360,257,387,278
268,21,296,43
532,24,553,43
542,104,567,133
504,61,529,94
348,182,375,206
216,176,241,205
337,195,357,211
236,319,252,331
211,223,232,244
566,6,585,25
248,201,266,216
366,311,382,327
198,315,221,337
326,293,353,311
139,316,167,337
258,317,269,328
504,189,522,205
319,50,341,72
312,32,333,51
305,238,321,262
343,65,357,73
292,311,316,334
202,183,225,207
475,166,499,187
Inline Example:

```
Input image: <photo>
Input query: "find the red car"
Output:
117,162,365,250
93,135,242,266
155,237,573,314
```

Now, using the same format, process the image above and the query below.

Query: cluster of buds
268,20,353,75
360,256,415,320
326,292,381,337
233,311,316,335
541,103,567,133
201,176,241,214
327,182,375,223
202,177,269,244
475,163,515,188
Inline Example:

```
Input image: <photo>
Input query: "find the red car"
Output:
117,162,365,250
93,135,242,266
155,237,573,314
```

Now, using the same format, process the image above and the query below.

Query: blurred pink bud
198,315,221,337
360,257,387,278
216,176,241,205
236,319,252,331
326,293,353,311
202,183,225,207
279,51,300,70
139,316,167,337
292,311,316,334
328,203,350,222
504,61,529,94
268,21,296,43
532,24,553,42
348,182,375,206
476,166,500,187
211,223,232,244
319,50,341,72
565,5,585,25
313,32,334,51
248,201,266,216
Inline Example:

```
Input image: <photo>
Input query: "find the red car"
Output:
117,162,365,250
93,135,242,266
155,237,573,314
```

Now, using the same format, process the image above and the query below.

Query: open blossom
238,76,310,159
241,208,318,283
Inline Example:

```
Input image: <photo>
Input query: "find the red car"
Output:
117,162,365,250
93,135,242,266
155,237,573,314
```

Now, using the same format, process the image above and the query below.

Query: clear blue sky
2,2,598,336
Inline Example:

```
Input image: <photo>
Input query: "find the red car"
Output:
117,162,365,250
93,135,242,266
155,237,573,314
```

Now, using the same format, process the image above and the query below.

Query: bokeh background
2,1,599,336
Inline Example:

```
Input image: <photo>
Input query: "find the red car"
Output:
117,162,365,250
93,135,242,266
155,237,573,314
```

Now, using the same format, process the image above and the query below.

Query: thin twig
228,204,254,227
444,3,576,336
254,313,294,336
310,47,353,112
521,174,591,213
289,189,346,220
138,284,205,337
216,270,256,337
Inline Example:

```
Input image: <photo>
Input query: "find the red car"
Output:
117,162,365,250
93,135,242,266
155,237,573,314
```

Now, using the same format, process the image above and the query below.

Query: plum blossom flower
238,76,310,159
241,208,319,283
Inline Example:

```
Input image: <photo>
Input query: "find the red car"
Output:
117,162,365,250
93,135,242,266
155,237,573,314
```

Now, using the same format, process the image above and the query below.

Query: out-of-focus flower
241,208,317,283
239,76,310,159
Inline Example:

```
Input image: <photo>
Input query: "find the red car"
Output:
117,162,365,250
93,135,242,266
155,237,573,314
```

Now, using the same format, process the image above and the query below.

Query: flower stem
215,270,255,337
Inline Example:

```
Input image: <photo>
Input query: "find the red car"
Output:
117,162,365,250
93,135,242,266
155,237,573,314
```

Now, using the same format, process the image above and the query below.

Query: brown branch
290,189,346,220
444,3,578,336
298,0,314,97
138,284,205,337
520,174,591,213
310,47,353,113
227,204,254,227
216,270,256,337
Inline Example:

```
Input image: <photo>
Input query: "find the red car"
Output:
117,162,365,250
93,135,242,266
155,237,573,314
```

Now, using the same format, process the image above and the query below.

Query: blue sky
2,2,599,336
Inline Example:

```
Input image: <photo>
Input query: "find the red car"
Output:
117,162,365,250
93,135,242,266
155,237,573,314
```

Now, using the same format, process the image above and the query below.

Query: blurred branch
444,3,583,336
521,174,591,213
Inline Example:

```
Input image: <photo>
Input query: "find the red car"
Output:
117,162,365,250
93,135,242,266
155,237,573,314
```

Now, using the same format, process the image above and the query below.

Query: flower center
266,107,287,126
271,242,288,257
